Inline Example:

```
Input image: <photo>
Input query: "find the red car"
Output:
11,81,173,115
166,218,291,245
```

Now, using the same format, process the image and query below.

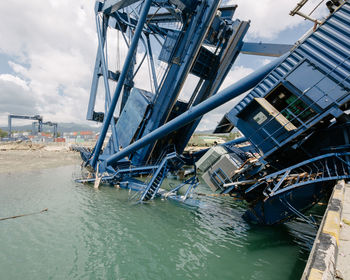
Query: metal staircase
140,152,180,201
245,152,350,198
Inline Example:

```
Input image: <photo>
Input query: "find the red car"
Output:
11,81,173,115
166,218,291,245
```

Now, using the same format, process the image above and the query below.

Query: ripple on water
0,165,313,280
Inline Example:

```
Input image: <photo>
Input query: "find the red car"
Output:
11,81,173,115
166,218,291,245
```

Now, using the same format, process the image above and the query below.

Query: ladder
140,152,180,201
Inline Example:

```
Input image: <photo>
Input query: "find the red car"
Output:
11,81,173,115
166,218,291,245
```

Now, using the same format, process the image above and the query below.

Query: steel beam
8,115,11,137
241,42,293,57
42,122,58,138
90,0,153,168
135,0,221,163
102,0,139,15
177,20,250,153
95,14,119,151
105,55,285,166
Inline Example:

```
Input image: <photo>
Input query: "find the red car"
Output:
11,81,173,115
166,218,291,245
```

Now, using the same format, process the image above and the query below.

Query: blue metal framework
208,1,350,224
86,0,250,169
83,0,292,176
76,0,350,226
241,152,350,225
245,152,350,197
217,1,350,165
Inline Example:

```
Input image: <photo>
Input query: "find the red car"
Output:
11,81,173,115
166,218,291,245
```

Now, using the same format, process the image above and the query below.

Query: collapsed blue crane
77,0,350,224
83,0,290,174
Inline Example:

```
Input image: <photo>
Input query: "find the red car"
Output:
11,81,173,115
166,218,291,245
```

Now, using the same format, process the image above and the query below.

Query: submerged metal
213,1,350,224
79,0,350,225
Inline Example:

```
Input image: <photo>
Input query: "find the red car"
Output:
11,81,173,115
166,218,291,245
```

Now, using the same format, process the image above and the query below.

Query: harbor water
0,165,320,280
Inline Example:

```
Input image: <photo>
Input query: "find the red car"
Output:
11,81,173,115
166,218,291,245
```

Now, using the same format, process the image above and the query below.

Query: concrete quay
336,182,350,280
302,181,350,280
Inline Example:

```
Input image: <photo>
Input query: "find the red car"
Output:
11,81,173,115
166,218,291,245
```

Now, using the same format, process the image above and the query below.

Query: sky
0,0,330,130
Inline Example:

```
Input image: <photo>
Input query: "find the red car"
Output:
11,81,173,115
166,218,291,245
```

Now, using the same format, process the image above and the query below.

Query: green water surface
0,165,316,280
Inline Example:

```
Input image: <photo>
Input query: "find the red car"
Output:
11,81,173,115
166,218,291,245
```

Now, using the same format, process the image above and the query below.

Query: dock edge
301,180,345,280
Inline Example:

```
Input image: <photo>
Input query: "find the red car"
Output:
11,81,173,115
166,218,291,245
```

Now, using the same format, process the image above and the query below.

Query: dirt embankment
0,141,82,173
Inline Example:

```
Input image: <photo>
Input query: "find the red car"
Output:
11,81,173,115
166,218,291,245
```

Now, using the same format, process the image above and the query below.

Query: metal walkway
245,152,350,198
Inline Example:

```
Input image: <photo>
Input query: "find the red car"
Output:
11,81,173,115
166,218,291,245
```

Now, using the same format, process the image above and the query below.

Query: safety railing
249,54,350,152
245,152,350,198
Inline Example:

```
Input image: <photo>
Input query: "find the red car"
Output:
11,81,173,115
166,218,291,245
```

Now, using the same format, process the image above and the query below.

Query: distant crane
8,114,58,139
42,121,58,138
8,114,43,138
32,121,58,138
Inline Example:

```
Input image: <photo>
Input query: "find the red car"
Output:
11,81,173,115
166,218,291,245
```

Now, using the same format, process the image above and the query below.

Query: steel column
91,0,153,168
96,14,119,151
105,56,285,166
8,115,11,137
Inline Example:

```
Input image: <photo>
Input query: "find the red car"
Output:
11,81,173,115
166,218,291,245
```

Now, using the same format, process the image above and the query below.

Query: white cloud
0,74,29,91
226,0,329,39
0,0,96,126
0,76,37,122
8,62,29,78
0,0,330,131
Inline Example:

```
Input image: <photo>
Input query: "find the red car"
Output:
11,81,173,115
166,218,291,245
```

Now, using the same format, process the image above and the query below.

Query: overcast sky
0,0,329,130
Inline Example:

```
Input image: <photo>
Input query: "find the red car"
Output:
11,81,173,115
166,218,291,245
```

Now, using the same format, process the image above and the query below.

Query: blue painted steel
241,42,293,57
244,152,350,225
223,137,248,147
164,176,198,197
75,164,159,184
145,35,158,93
244,181,332,225
90,0,152,168
140,153,177,201
182,177,199,200
134,0,223,164
225,2,350,117
86,3,106,122
78,0,350,226
219,2,350,159
95,14,119,151
104,56,285,166
85,0,254,170
102,0,140,14
115,88,152,149
245,152,350,195
239,151,350,224
176,20,250,154
210,168,233,191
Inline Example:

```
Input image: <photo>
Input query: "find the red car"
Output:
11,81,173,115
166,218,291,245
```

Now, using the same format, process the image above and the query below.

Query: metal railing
245,152,350,197
249,54,350,152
